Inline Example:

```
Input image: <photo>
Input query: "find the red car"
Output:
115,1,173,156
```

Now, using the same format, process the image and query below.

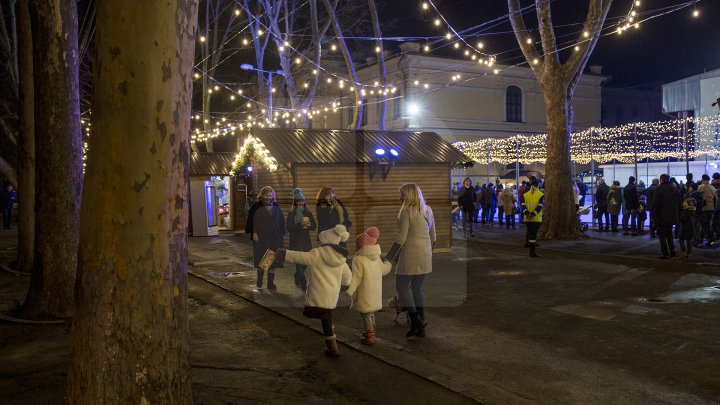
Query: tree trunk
67,0,197,402
22,0,82,319
16,0,34,274
538,83,578,239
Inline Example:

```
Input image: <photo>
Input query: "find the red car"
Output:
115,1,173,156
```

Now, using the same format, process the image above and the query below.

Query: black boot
256,269,264,288
406,312,426,337
267,272,277,290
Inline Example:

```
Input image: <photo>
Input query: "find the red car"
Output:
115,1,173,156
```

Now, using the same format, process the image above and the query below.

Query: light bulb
434,19,441,26
331,44,337,51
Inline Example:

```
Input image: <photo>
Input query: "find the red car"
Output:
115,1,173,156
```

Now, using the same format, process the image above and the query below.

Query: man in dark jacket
595,179,610,231
457,177,476,238
622,176,640,235
650,174,680,259
644,178,659,238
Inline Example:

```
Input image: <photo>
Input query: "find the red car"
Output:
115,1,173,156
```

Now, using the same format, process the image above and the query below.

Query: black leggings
321,319,334,337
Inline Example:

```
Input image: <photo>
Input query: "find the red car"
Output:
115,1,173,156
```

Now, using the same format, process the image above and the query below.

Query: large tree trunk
539,83,578,239
22,0,82,318
67,0,197,402
16,0,34,274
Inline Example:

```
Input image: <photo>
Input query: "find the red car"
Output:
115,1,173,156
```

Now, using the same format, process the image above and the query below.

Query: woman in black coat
649,174,680,259
246,186,286,290
315,186,351,237
286,188,316,289
457,177,476,238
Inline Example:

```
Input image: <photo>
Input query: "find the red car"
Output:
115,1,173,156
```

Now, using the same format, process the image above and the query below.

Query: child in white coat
346,227,392,345
277,224,352,357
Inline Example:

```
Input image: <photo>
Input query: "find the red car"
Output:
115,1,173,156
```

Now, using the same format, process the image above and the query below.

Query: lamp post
241,64,283,127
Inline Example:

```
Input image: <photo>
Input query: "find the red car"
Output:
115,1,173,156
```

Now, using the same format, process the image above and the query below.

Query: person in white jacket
277,224,352,358
346,227,392,346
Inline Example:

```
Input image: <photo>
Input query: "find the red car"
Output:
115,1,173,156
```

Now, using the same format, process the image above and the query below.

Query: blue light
375,148,386,157
389,148,399,157
247,166,253,172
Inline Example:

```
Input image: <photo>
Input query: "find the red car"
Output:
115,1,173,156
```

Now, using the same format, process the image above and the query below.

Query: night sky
381,0,720,87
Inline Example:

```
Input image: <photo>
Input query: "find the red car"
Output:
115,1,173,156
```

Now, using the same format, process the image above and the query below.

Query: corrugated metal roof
251,129,471,164
190,152,235,175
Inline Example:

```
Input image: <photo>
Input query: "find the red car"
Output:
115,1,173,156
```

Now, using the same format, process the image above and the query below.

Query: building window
362,99,368,126
393,96,401,119
506,86,522,122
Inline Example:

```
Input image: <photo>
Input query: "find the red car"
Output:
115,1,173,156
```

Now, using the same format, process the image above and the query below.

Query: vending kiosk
190,180,219,236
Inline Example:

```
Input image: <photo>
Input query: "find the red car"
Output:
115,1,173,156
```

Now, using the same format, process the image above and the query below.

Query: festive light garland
454,116,720,165
229,135,279,175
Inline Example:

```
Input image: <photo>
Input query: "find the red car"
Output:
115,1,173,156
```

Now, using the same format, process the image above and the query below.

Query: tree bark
67,0,197,402
22,0,82,318
16,0,34,274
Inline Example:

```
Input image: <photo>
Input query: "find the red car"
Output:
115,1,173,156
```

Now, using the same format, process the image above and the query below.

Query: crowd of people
246,184,436,357
596,172,720,259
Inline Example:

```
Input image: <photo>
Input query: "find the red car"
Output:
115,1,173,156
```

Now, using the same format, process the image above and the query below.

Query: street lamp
241,64,283,126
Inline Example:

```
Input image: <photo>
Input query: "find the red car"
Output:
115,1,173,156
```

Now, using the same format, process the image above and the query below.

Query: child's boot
324,335,341,357
267,271,277,290
256,269,264,288
361,329,376,346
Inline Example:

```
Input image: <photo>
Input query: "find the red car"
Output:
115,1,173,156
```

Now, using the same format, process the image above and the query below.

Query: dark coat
246,202,286,268
650,182,680,226
644,184,657,210
286,206,316,251
457,186,476,211
595,183,610,210
623,183,639,210
316,199,351,234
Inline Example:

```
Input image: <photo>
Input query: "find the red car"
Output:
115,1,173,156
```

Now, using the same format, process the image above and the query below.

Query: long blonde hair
399,183,427,217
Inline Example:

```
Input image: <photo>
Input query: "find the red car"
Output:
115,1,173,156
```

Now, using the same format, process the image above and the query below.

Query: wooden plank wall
294,163,451,255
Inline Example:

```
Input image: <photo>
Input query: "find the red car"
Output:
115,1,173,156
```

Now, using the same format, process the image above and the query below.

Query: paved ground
1,223,720,404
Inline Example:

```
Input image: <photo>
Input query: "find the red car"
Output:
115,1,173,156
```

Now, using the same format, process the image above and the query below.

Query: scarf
294,205,305,224
332,199,344,225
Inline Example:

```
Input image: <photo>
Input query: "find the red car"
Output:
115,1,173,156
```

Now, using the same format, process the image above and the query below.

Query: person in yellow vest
522,179,544,258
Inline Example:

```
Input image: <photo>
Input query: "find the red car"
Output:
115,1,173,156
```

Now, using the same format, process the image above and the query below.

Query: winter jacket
346,244,392,313
457,186,476,211
247,202,286,268
649,182,680,226
595,183,610,210
522,187,544,223
316,199,351,234
644,184,657,210
497,189,505,208
501,189,516,215
395,206,436,276
697,181,716,212
623,183,639,210
607,186,622,216
285,245,352,309
286,206,316,251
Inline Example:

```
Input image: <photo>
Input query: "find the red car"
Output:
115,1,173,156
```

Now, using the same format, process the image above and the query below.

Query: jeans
462,209,474,236
505,212,515,229
622,208,637,233
699,211,715,244
396,274,426,316
597,208,610,230
610,214,619,231
498,208,505,224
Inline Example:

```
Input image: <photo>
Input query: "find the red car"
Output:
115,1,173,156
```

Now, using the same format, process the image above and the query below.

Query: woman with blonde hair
388,183,436,338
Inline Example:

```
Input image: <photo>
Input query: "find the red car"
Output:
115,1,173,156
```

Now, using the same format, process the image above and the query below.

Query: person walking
457,177,476,238
388,183,436,338
345,227,392,346
286,188,316,290
622,176,640,235
276,225,352,357
501,185,517,230
315,186,351,236
246,186,286,290
650,174,680,259
0,183,16,229
595,179,610,231
521,179,543,257
607,181,622,232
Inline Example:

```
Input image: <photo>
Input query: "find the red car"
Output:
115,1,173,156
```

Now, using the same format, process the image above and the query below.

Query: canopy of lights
454,115,720,165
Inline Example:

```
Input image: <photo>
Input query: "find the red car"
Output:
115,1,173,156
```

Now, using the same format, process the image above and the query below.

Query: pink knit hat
356,227,380,251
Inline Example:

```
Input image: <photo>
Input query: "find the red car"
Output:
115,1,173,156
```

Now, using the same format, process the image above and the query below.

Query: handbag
512,204,519,215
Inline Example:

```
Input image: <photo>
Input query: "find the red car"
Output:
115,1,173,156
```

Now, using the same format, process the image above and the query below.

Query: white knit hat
319,224,350,245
